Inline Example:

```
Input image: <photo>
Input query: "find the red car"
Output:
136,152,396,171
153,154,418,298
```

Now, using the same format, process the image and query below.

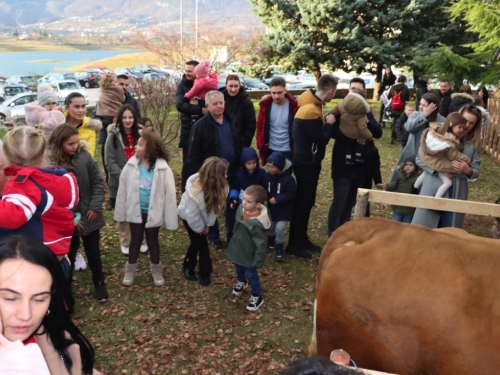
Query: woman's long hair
195,157,228,215
421,92,441,122
458,104,482,149
0,236,95,375
46,124,80,169
139,130,171,171
113,104,141,149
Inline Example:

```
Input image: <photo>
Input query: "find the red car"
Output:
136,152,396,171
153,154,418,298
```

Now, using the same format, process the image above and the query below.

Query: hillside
0,0,262,33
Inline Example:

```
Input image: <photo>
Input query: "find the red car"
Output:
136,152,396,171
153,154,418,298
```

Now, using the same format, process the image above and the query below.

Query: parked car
74,71,100,88
49,80,88,105
0,92,37,120
115,67,144,79
287,73,317,89
38,72,77,84
85,66,114,75
0,84,31,102
134,64,161,74
218,73,269,91
7,75,37,91
0,79,5,87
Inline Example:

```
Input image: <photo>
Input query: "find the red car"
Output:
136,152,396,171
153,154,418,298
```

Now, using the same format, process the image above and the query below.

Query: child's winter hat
267,151,286,171
37,83,58,106
194,59,210,78
404,153,417,166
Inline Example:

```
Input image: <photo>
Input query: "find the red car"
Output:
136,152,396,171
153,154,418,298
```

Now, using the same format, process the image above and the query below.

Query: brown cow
309,218,500,375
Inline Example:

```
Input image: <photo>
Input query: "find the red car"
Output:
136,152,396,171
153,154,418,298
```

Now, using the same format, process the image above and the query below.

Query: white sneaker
140,243,148,254
121,245,129,255
74,252,87,271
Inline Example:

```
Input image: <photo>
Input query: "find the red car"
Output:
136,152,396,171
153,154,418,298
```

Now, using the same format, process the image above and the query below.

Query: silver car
0,92,37,120
49,80,89,105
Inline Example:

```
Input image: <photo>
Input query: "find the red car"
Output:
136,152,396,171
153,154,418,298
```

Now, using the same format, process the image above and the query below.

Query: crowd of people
0,58,490,373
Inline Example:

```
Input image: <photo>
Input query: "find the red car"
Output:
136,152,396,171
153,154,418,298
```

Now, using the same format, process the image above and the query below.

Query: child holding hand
184,59,218,100
414,112,471,198
115,131,178,287
262,151,296,261
226,185,271,311
177,157,229,286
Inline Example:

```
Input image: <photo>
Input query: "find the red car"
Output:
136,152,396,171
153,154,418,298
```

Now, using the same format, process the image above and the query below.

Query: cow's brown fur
311,218,500,375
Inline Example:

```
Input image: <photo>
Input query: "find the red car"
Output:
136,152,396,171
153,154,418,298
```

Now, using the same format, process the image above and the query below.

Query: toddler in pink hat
184,59,218,99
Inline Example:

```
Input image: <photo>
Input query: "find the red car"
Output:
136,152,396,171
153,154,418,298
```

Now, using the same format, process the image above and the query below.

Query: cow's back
312,218,500,375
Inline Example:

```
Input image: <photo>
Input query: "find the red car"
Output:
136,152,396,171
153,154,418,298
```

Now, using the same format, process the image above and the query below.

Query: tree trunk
373,63,384,101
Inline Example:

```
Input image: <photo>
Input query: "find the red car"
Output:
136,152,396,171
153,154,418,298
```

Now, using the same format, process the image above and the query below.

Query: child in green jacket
226,185,271,311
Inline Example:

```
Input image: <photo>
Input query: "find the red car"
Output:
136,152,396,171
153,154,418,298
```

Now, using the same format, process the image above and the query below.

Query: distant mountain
0,0,263,33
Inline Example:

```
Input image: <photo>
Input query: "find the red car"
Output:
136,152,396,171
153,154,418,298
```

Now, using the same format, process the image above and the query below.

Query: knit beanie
267,151,286,171
404,153,416,166
194,59,210,78
37,83,58,106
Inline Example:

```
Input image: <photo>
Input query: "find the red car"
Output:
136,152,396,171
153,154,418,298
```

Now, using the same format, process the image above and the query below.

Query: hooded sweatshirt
0,165,78,256
229,147,265,202
262,159,296,222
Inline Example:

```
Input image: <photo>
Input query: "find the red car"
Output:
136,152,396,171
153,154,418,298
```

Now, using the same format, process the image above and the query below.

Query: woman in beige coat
0,235,101,375
114,131,178,287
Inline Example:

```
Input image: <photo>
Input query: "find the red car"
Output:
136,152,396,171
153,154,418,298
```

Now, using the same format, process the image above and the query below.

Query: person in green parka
226,185,271,312
377,153,421,223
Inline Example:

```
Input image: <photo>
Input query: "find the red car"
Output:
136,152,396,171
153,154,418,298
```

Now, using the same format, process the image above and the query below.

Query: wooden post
353,189,369,220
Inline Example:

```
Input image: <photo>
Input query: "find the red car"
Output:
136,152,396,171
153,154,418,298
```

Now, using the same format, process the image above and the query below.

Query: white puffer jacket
114,156,178,230
177,173,227,233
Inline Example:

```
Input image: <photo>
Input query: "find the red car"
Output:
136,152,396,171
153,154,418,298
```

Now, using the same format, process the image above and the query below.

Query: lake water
0,50,142,77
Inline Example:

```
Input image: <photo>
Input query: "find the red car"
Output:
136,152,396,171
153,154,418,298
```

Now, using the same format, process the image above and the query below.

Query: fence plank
353,188,500,220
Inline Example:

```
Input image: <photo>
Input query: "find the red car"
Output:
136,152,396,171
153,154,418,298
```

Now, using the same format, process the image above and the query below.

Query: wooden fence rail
353,188,500,220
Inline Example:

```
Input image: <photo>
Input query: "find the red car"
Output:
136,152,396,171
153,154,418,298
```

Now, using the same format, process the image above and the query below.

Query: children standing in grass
114,131,178,286
47,124,108,302
177,157,229,286
377,153,421,223
226,185,271,311
262,152,296,261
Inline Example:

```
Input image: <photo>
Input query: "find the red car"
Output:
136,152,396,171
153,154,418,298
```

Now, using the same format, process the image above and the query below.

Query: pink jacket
24,103,66,140
184,73,218,99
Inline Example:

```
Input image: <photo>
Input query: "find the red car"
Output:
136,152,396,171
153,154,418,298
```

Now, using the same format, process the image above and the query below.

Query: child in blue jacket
227,147,265,241
262,152,296,261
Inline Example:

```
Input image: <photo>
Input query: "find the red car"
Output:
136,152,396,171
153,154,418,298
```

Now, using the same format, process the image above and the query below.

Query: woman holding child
412,104,482,228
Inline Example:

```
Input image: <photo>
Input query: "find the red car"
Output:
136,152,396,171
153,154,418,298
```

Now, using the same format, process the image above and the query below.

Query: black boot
107,197,115,211
183,267,197,281
199,273,211,286
267,235,276,250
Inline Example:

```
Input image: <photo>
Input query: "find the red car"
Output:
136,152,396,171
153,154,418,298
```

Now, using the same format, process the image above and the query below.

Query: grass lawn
71,99,500,374
68,52,160,72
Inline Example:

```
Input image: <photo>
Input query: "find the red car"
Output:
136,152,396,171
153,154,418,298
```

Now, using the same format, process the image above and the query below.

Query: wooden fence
482,92,500,161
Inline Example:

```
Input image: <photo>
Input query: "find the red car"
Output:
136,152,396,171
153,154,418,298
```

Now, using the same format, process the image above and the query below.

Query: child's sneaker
121,245,129,256
267,235,275,250
74,252,87,271
247,294,263,311
232,280,248,296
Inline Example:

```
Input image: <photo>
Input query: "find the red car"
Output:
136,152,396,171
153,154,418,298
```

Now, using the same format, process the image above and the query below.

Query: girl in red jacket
0,125,79,278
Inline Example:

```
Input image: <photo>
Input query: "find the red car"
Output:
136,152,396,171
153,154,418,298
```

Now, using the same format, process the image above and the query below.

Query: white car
49,80,88,105
0,92,38,121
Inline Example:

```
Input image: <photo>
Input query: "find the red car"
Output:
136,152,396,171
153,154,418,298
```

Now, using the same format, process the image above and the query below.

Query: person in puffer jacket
184,59,218,99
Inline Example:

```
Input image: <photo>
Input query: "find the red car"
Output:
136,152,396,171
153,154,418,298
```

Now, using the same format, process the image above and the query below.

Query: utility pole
180,0,183,61
195,0,198,60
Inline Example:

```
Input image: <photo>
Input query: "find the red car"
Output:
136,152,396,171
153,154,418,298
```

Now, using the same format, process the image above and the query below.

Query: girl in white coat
177,157,228,286
114,131,178,286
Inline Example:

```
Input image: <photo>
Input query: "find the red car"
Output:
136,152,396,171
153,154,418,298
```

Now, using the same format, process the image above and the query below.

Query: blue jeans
328,178,360,236
234,264,262,296
393,212,413,223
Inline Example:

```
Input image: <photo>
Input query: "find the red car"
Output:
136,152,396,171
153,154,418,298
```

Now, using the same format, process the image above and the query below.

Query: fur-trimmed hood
63,112,102,132
451,92,474,101
342,92,370,115
420,124,460,157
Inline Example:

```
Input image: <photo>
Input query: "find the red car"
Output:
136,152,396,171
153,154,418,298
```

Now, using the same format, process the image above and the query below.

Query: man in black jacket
187,90,243,247
175,60,207,191
437,78,454,118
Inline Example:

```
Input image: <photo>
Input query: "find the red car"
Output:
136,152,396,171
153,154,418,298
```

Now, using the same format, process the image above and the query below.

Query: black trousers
69,229,104,284
288,164,321,246
129,213,160,264
182,220,212,276
181,147,190,193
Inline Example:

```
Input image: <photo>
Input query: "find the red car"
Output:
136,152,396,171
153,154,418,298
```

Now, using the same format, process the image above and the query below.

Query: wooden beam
356,189,500,217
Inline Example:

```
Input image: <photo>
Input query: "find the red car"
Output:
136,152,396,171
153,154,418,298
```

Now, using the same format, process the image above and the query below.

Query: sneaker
74,252,87,271
94,281,109,302
199,274,211,286
140,243,148,254
210,239,223,249
121,245,129,256
183,267,197,282
302,238,321,253
150,262,165,287
122,262,137,286
275,243,284,262
267,236,276,250
246,295,263,311
232,281,248,296
286,245,312,260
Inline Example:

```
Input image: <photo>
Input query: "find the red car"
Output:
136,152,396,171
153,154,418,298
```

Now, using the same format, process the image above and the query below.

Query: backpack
391,90,404,110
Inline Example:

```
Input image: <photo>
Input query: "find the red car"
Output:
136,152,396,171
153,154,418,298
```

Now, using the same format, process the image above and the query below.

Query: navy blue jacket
262,160,296,222
230,148,265,201
331,111,382,180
